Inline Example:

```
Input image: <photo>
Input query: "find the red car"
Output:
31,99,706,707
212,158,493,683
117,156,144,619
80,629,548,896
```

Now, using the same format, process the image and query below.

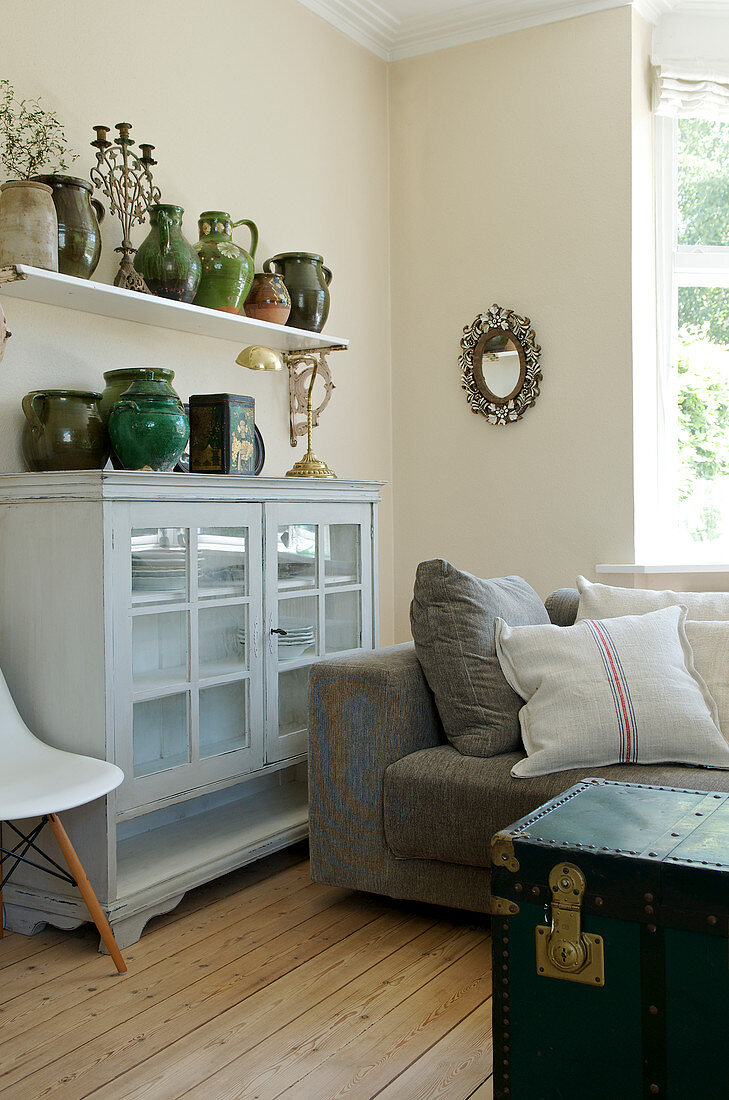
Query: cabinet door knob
270,627,288,636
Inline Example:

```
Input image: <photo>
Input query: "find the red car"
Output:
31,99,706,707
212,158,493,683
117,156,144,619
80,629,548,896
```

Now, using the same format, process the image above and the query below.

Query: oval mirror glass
480,334,522,400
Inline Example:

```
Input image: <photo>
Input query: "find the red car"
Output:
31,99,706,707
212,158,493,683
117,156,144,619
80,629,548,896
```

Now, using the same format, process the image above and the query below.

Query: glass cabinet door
114,504,263,812
265,503,373,764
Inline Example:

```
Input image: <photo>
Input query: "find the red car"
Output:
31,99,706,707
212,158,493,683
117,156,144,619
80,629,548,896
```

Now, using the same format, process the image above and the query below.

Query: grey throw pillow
410,559,550,757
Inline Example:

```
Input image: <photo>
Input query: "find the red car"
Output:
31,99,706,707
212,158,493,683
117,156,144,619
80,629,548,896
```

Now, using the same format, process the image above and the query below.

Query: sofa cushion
495,606,729,777
383,745,729,869
410,559,550,757
577,576,729,622
685,621,729,739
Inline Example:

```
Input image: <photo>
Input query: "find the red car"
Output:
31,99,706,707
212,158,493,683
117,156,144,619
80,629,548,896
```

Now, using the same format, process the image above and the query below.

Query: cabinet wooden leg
48,813,126,974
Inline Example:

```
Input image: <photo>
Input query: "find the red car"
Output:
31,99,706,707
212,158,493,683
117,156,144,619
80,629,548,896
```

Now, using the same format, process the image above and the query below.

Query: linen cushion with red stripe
494,606,729,778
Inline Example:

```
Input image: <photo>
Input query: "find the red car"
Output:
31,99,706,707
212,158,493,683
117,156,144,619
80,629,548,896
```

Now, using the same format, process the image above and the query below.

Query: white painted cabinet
0,472,380,947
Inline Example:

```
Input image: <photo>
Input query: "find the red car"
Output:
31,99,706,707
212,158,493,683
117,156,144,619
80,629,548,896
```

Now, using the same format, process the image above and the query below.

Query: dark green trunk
491,779,729,1100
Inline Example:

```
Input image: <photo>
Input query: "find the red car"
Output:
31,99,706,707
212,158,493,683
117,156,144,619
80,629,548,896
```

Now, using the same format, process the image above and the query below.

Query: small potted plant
0,80,77,271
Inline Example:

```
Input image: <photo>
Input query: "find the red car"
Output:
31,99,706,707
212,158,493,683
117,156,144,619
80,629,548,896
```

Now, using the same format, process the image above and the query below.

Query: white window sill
597,563,729,575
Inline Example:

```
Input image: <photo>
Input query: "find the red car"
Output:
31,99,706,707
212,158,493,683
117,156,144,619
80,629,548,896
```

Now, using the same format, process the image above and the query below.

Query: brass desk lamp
236,344,342,478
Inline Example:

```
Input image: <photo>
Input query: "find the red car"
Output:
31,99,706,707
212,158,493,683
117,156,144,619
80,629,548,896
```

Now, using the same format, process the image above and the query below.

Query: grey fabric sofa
308,587,729,914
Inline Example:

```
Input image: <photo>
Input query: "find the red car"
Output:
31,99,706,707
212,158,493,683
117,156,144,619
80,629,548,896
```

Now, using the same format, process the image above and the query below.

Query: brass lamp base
286,448,336,479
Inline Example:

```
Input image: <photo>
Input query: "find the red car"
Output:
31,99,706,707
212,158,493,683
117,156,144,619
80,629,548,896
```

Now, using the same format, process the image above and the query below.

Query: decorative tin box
189,393,255,474
491,778,729,1099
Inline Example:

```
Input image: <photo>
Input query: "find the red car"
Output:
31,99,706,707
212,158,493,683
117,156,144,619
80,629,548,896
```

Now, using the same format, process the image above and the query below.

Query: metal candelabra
90,122,160,292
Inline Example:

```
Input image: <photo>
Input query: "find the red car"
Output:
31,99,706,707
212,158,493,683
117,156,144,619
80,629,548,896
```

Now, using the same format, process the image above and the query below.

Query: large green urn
134,204,201,302
193,210,258,314
108,373,189,472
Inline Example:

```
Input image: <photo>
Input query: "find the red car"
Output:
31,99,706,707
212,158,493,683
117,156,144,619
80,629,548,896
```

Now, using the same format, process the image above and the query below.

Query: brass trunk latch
535,863,605,986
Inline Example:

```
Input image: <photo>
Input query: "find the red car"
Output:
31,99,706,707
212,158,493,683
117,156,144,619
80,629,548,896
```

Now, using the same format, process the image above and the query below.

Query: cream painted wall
0,0,395,641
389,7,636,639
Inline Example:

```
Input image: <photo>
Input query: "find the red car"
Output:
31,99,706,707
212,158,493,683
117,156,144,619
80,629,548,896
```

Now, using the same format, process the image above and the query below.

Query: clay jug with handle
264,252,332,332
193,211,258,314
31,174,105,279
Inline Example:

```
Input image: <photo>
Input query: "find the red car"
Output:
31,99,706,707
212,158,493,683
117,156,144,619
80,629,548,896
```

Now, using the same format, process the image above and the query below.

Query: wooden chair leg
47,813,126,974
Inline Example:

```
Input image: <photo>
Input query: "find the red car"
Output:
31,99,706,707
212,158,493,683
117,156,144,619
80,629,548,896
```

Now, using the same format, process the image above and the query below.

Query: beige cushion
685,621,729,740
576,576,729,622
494,606,729,778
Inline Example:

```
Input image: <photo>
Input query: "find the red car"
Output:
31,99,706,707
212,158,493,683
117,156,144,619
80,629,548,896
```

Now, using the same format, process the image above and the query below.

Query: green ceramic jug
31,174,105,280
134,204,201,303
193,211,258,314
264,252,332,332
108,374,189,472
22,390,109,471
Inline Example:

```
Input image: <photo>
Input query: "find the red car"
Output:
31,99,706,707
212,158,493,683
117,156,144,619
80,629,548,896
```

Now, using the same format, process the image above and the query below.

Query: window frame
653,114,729,561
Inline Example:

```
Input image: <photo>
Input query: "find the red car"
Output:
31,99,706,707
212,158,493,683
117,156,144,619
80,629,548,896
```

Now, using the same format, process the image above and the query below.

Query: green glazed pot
193,210,258,314
101,368,180,469
263,252,332,332
134,204,201,303
31,174,105,279
109,374,189,472
22,389,109,471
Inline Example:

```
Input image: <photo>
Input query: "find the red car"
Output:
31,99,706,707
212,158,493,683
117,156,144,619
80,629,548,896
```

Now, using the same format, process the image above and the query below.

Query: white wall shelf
0,264,349,352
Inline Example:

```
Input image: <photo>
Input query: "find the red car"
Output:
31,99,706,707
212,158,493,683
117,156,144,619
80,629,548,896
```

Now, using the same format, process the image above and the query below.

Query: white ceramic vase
0,180,58,271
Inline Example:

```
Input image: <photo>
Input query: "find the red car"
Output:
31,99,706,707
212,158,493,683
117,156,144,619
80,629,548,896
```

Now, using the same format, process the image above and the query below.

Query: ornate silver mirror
460,304,541,424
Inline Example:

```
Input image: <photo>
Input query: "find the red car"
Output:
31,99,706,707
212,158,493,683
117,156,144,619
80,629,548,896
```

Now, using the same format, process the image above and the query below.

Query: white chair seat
0,740,123,821
0,667,127,973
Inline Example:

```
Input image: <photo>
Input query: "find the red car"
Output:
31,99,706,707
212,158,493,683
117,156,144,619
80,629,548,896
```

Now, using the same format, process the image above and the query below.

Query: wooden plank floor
0,844,493,1099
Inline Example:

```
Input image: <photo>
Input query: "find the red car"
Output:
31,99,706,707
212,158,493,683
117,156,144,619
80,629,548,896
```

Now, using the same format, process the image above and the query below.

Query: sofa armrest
545,587,579,627
308,642,442,890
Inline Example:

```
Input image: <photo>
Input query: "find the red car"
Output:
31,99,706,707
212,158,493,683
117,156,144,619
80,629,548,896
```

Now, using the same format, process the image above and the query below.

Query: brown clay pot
244,271,291,325
21,390,109,471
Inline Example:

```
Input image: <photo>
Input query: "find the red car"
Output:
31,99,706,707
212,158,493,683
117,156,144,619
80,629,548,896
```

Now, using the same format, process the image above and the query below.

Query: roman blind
654,66,729,120
653,14,729,120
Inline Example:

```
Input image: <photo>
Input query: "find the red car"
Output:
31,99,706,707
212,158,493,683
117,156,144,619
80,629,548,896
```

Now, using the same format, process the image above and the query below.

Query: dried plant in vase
0,80,77,180
0,80,78,270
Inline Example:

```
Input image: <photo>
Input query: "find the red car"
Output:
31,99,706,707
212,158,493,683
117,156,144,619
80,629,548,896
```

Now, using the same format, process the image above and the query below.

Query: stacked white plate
132,548,188,591
278,617,315,660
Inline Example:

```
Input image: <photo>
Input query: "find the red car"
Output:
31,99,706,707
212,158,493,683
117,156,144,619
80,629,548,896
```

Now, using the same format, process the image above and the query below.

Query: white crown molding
674,1,729,12
295,0,397,58
296,0,703,61
390,1,634,61
633,0,679,20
